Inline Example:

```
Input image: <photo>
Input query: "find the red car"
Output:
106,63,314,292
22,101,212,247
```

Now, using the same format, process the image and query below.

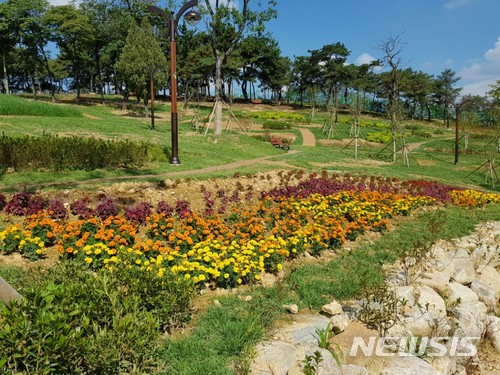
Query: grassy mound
0,95,82,117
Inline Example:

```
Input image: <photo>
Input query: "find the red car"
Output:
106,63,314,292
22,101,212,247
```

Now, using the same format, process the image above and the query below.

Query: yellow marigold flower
184,273,191,279
224,273,230,279
84,257,93,264
135,259,142,265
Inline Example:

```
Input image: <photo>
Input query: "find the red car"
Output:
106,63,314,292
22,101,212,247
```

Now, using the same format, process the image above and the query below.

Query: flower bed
1,173,499,288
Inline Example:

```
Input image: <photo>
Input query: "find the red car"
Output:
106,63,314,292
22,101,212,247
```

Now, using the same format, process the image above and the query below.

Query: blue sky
266,0,500,96
41,0,500,96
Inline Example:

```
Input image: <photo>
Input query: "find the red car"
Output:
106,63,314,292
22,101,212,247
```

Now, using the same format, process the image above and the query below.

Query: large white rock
428,355,457,375
304,347,341,375
469,280,497,312
450,301,488,338
485,315,500,353
476,265,500,297
432,248,476,285
416,285,447,319
395,285,415,307
321,300,343,316
251,341,297,375
429,246,456,280
394,286,450,337
402,308,451,337
380,355,441,375
418,271,450,292
444,282,479,306
330,313,351,334
470,245,500,269
450,258,476,285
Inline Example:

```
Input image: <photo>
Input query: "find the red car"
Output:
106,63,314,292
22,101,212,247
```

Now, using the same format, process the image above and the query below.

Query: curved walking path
299,127,316,147
0,150,301,191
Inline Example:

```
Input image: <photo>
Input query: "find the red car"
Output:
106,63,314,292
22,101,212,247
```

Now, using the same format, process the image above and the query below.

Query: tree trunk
242,80,248,100
214,55,224,136
114,71,121,95
393,136,397,163
334,88,339,123
2,53,10,95
29,75,36,99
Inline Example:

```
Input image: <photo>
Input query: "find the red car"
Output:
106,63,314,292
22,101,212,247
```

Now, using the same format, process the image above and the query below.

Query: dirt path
0,150,301,191
299,128,316,147
1,126,317,192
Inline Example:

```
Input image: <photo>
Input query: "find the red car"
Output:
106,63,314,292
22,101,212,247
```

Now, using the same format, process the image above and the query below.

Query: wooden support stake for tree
0,276,24,305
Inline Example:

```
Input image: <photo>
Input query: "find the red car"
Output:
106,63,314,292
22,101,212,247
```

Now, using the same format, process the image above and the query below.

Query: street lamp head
184,9,201,26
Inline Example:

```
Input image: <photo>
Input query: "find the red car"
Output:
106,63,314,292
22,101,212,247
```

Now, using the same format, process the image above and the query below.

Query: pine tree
116,18,167,117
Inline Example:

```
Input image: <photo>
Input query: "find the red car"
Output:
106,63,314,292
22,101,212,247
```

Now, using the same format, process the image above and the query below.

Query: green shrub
358,120,390,129
0,133,152,171
262,121,291,130
0,95,82,117
0,261,195,373
248,111,304,121
366,132,393,143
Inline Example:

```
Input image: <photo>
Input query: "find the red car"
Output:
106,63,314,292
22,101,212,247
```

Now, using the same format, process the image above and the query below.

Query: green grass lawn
1,94,499,374
1,94,499,192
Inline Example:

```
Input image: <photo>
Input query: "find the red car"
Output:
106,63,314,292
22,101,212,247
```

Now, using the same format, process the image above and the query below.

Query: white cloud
355,53,376,66
460,37,500,95
354,53,382,71
208,0,239,10
48,0,79,5
443,0,474,10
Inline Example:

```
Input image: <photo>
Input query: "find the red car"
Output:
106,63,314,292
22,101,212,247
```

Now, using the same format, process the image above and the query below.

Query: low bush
0,133,152,172
366,132,393,143
248,111,304,121
358,119,390,129
0,261,195,374
262,120,291,130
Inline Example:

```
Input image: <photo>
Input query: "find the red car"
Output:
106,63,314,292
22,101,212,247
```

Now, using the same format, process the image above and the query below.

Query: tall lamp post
148,1,201,165
454,103,461,165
